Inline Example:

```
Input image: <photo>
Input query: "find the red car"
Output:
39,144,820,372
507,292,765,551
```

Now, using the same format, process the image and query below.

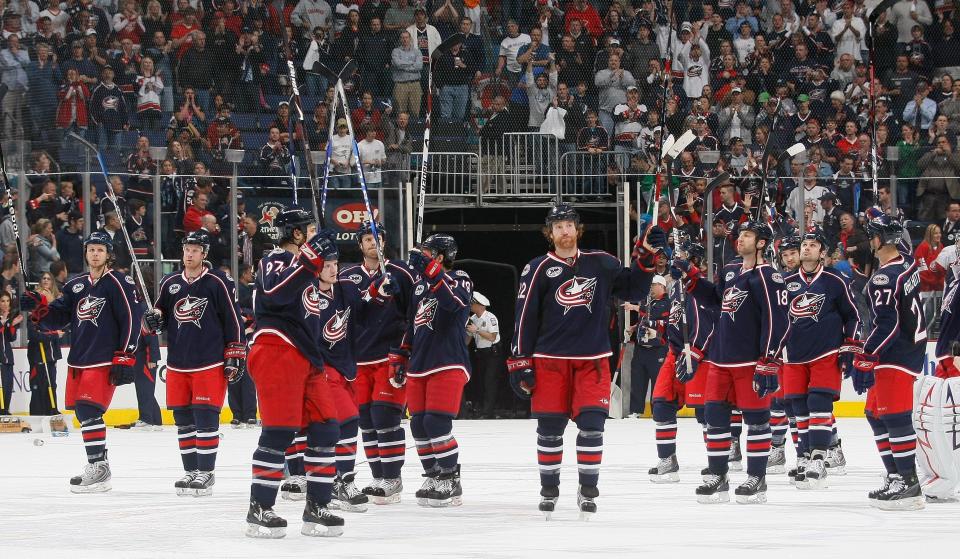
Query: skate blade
696,492,730,504
650,472,680,484
245,524,286,539
766,465,786,474
334,500,368,513
578,509,595,521
798,477,827,490
372,493,401,505
728,461,743,472
925,494,960,503
301,522,344,537
735,492,767,504
192,488,213,497
70,481,111,494
284,492,306,502
542,511,553,521
416,497,431,507
428,496,463,508
176,487,193,496
876,496,926,511
826,466,847,476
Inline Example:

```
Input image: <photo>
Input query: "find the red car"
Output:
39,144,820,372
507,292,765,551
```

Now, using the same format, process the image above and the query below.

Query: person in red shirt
182,191,214,232
915,222,945,297
564,0,603,39
350,91,384,141
170,7,202,60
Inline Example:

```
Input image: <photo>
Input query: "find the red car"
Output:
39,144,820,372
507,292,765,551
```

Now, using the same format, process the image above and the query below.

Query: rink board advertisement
4,343,949,419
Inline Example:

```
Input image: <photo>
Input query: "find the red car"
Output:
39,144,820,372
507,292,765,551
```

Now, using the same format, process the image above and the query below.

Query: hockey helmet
679,239,706,261
778,235,801,253
865,212,904,245
83,231,114,252
421,233,458,263
738,220,774,243
545,202,580,226
357,220,385,244
274,207,314,241
182,229,211,253
801,227,828,250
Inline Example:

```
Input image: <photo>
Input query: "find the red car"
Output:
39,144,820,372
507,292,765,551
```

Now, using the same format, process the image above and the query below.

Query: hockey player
768,234,802,476
509,203,665,518
244,208,345,538
675,220,789,504
846,213,926,510
19,232,144,493
142,230,246,497
648,240,716,483
339,221,416,504
779,228,860,490
389,234,471,508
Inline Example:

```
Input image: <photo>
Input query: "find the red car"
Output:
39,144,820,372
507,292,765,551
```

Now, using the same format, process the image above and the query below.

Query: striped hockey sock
335,419,359,475
655,421,678,459
576,429,603,487
251,437,289,508
359,411,382,479
195,428,220,471
887,419,918,476
745,423,772,477
808,412,834,451
867,414,897,475
305,422,339,504
705,427,731,474
730,409,743,441
431,432,460,472
377,425,406,478
80,416,107,463
537,432,563,487
410,414,437,474
770,409,789,447
177,424,197,471
285,433,306,476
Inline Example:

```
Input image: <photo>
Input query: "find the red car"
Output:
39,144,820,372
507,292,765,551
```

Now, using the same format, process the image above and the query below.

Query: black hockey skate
539,485,559,520
799,450,828,490
174,470,197,496
245,500,287,539
577,485,598,520
735,475,767,504
280,475,306,501
369,477,403,505
825,439,847,475
766,443,786,474
696,473,729,504
648,454,680,483
362,478,383,496
728,439,743,471
875,473,925,511
301,497,345,537
428,466,463,507
331,472,369,512
69,457,112,494
868,473,896,505
189,471,215,497
416,471,439,507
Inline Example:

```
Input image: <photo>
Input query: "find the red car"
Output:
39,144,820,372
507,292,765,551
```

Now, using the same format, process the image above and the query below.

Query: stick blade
339,60,358,81
312,62,339,82
659,135,676,160
868,0,898,24
704,172,731,196
437,33,464,55
785,142,806,158
666,129,696,159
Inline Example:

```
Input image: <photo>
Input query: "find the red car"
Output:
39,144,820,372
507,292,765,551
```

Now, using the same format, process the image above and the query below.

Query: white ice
3,418,957,559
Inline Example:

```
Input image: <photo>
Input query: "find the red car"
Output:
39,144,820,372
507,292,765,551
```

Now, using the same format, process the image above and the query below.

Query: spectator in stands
258,126,292,191
916,223,945,324
358,17,393,100
0,253,20,301
360,0,389,29
554,81,587,155
89,66,129,150
718,86,755,143
786,165,829,225
594,53,635,138
917,135,960,222
457,16,485,73
26,151,54,190
576,109,609,194
143,31,175,112
56,211,84,275
517,26,551,75
0,291,20,414
556,33,590,89
610,85,644,153
831,0,864,62
351,91,384,139
357,124,386,188
27,218,60,280
330,118,354,188
292,0,332,38
127,198,151,258
27,180,64,225
170,6,201,59
0,34,29,140
888,0,932,48
135,56,164,130
495,20,530,87
126,136,157,202
142,0,169,40
383,110,414,189
200,214,228,267
179,31,213,112
383,0,415,36
437,38,476,123
391,30,423,118
99,211,131,271
182,191,213,233
564,0,602,39
241,214,270,268
303,25,333,96
0,192,17,252
26,42,59,147
100,176,128,221
332,9,363,66
479,95,513,193
903,79,937,134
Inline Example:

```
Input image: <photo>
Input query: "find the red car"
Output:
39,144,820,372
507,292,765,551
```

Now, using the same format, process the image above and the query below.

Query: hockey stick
864,0,897,208
650,6,677,227
650,134,675,224
67,132,153,309
312,61,357,224
280,25,325,225
702,171,733,198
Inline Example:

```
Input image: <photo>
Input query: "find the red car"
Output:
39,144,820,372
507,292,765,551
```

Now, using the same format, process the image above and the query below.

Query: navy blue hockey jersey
780,265,860,363
691,262,788,366
314,279,377,381
338,260,417,364
39,270,144,368
403,269,472,380
864,255,927,372
252,248,326,370
512,250,652,359
666,280,717,358
936,276,960,360
155,267,245,372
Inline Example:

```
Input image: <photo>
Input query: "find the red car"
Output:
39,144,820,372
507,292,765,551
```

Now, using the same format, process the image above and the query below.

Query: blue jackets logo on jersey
302,285,324,318
77,296,107,326
323,308,351,347
174,296,209,328
721,287,749,319
789,293,825,322
555,276,598,314
669,299,683,327
414,298,438,332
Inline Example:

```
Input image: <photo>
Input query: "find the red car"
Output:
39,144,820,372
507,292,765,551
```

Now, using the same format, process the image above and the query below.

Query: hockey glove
670,259,693,280
506,356,536,399
645,226,668,253
368,272,395,299
674,346,704,384
837,338,864,379
388,347,410,388
752,357,781,398
223,342,246,384
142,308,163,333
19,290,45,312
851,353,878,395
109,351,137,386
300,230,338,275
408,249,443,282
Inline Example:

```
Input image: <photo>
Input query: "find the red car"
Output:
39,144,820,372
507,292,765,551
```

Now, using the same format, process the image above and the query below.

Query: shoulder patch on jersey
348,273,363,284
125,276,135,284
415,284,426,296
786,281,801,292
72,282,84,293
521,264,531,277
725,271,735,281
872,274,890,286
168,283,181,294
771,273,784,283
546,266,562,278
455,270,469,277
318,298,330,310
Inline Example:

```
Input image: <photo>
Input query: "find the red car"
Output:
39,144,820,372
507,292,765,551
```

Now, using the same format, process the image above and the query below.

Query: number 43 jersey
865,255,927,373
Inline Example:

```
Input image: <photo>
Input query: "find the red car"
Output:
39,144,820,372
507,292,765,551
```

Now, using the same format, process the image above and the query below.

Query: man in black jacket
358,18,394,99
436,37,475,122
479,95,515,193
240,213,271,269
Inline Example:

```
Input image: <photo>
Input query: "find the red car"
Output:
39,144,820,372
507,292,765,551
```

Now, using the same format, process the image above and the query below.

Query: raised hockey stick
67,132,153,309
702,171,733,198
650,6,677,227
312,61,357,223
281,29,326,225
650,134,675,225
864,0,897,207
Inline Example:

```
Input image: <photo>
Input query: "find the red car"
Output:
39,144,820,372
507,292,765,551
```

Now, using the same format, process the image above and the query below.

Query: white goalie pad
913,375,960,499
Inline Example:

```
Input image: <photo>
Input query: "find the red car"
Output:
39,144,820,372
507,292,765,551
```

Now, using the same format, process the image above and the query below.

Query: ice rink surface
4,417,957,559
